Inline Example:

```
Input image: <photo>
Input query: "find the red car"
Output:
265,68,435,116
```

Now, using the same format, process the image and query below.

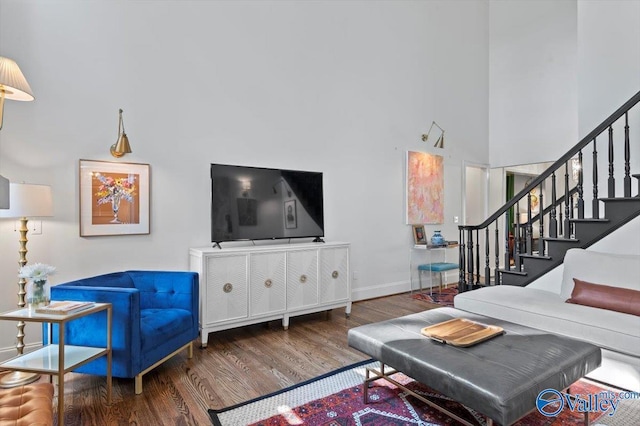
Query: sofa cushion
454,286,640,357
140,308,193,352
561,249,640,300
567,278,640,316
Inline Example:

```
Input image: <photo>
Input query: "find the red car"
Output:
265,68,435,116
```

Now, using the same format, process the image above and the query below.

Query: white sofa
454,248,640,391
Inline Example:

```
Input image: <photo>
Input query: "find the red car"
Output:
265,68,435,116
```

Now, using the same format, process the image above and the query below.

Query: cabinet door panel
286,250,318,309
319,247,349,303
250,252,286,316
205,255,248,323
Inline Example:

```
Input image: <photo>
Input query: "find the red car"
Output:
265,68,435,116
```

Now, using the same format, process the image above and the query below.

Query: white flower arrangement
18,263,56,282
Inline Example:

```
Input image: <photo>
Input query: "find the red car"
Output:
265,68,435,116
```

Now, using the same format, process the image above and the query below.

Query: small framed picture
412,224,426,244
79,159,150,236
284,199,297,229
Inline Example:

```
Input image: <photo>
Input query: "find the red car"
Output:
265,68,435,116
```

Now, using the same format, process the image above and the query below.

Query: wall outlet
454,216,459,224
16,220,42,235
353,271,359,281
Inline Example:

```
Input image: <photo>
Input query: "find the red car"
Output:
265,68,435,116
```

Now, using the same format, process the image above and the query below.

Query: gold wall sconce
421,121,445,149
110,108,132,158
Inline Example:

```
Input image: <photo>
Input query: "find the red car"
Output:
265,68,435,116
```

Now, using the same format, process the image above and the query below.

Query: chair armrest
47,285,141,372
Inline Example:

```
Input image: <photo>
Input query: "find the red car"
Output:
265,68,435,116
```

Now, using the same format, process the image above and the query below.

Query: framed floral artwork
79,159,150,236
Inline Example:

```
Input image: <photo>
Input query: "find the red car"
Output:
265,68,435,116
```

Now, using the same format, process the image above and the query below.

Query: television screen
211,163,324,243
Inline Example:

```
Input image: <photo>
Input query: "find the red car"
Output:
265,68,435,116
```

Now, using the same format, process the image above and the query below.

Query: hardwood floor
42,292,439,425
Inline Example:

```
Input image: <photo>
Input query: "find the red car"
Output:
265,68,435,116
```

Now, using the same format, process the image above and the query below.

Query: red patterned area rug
209,360,609,426
412,286,458,306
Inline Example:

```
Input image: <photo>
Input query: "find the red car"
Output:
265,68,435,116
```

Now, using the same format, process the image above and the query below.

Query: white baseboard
0,342,42,363
351,280,410,302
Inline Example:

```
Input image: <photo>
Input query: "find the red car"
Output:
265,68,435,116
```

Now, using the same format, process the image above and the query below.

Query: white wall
577,0,640,138
489,0,578,168
0,0,489,355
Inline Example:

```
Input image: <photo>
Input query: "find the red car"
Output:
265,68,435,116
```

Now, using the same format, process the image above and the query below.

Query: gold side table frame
0,303,112,426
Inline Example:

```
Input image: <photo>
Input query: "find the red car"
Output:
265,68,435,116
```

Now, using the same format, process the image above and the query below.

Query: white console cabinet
190,242,351,347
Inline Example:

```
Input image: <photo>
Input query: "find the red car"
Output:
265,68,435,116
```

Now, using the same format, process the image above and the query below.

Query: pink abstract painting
406,151,444,224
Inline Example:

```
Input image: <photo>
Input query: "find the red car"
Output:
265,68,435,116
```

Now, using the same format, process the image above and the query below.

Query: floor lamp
0,183,53,388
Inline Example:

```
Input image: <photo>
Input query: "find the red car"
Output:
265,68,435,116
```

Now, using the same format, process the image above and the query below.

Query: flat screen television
211,163,324,244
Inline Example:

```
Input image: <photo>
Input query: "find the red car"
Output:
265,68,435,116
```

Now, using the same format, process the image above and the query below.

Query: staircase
458,91,640,292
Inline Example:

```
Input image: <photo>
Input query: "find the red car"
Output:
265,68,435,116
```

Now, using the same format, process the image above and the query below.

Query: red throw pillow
566,278,640,316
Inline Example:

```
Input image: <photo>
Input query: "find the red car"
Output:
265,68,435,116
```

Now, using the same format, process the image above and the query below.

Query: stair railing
458,90,640,292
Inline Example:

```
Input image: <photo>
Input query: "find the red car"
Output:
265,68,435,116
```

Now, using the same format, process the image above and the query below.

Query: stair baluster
538,183,544,255
577,150,584,219
593,138,600,218
475,229,480,286
467,229,474,289
485,227,490,285
458,228,466,291
624,112,631,197
494,224,500,284
564,162,571,238
608,126,615,197
550,172,558,238
526,191,533,255
515,203,522,271
504,210,510,271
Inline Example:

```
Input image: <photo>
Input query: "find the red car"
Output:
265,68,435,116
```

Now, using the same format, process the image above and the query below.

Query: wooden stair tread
519,254,552,260
497,268,527,276
543,237,579,242
569,218,609,223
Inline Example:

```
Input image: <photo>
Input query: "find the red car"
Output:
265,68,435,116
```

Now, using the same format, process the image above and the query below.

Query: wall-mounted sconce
241,180,251,197
110,108,132,158
421,121,445,148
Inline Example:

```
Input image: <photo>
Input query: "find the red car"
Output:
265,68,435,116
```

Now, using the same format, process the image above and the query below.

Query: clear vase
111,195,121,223
27,278,50,309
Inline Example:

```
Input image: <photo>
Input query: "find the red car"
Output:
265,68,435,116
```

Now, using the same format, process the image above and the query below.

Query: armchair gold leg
134,341,194,395
135,375,142,395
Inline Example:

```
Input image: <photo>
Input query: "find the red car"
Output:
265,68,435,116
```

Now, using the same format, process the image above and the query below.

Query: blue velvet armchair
45,270,199,394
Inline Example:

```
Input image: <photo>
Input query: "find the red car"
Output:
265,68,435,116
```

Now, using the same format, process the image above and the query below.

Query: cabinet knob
223,283,233,293
332,270,339,279
264,279,273,288
299,274,307,283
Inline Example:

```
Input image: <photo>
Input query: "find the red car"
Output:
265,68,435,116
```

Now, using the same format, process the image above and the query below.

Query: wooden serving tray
421,318,504,347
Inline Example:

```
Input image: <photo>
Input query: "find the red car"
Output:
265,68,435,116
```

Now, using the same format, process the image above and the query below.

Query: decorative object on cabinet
0,182,53,388
110,108,132,158
79,159,150,236
421,120,445,149
284,200,297,229
406,151,444,225
190,242,351,347
47,270,198,395
412,224,426,244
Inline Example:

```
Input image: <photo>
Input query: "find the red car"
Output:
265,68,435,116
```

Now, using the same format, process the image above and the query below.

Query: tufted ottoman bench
348,307,602,425
0,383,54,426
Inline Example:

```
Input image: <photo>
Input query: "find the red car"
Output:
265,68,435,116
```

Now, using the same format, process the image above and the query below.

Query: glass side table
0,303,112,426
410,243,459,294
